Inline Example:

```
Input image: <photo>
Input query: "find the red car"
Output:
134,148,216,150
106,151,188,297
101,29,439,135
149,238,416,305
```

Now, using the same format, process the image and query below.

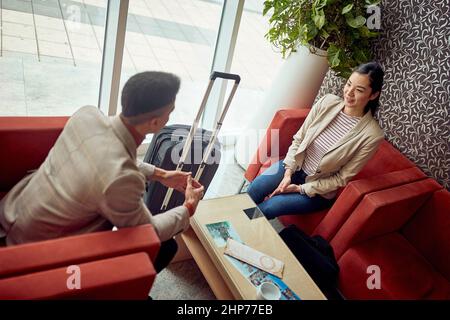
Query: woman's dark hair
354,61,384,115
121,71,180,119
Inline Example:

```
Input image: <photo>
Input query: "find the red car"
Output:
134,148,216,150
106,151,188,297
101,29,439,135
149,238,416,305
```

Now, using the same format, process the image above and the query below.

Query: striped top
302,111,361,176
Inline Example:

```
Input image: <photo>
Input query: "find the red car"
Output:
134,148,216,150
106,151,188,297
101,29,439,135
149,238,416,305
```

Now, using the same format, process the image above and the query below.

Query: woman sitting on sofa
247,62,385,219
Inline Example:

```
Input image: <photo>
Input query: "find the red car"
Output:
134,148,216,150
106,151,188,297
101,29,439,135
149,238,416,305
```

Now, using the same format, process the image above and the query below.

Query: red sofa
245,108,427,241
245,108,450,299
0,116,160,299
335,180,449,299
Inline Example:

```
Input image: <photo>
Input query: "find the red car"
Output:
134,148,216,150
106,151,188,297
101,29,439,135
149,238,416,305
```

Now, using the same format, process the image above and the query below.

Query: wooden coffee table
181,194,326,300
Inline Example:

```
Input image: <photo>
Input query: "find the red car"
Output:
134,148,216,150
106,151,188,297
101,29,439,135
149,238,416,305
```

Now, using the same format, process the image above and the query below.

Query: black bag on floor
279,224,341,299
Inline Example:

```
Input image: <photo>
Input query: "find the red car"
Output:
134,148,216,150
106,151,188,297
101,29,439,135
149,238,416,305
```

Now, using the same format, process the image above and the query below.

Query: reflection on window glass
119,0,223,127
224,0,284,133
0,0,107,116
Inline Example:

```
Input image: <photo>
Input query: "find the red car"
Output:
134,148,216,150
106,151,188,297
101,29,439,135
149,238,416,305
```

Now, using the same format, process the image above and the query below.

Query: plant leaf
346,15,366,28
305,21,319,42
365,0,381,6
341,4,353,14
327,45,341,67
359,25,379,38
320,28,330,39
354,48,369,64
315,0,328,9
262,4,271,16
313,9,326,29
326,23,339,32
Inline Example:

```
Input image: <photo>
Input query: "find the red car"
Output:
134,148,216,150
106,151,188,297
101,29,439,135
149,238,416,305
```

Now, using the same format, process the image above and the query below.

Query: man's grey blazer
0,106,189,245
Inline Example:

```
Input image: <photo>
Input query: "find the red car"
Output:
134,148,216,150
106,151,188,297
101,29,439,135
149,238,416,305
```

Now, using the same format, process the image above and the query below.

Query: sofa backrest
330,178,442,259
245,108,311,182
353,140,417,181
0,117,68,193
402,189,450,282
314,166,426,242
330,140,418,199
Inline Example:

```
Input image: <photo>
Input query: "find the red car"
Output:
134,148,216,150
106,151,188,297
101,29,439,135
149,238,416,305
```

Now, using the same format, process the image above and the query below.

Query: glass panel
0,0,107,116
206,0,286,198
118,0,223,127
223,0,284,133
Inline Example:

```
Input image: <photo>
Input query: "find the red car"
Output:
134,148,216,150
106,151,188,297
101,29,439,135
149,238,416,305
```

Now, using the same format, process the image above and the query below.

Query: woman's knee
247,180,265,204
247,161,285,204
258,201,284,220
258,193,310,219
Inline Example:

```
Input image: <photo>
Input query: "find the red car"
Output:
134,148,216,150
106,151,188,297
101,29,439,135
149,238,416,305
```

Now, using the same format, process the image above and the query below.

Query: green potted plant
263,0,380,78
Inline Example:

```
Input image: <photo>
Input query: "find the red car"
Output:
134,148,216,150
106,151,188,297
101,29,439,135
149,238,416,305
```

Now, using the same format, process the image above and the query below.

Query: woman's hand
279,175,292,192
269,184,301,198
268,168,294,198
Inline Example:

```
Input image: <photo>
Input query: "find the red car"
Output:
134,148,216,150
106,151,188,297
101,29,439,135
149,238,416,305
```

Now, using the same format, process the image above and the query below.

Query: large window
0,0,107,116
0,0,281,197
222,0,284,133
118,0,223,127
0,0,280,128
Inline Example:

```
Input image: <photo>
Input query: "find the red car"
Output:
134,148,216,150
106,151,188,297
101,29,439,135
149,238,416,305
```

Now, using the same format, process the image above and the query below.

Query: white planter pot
235,45,329,170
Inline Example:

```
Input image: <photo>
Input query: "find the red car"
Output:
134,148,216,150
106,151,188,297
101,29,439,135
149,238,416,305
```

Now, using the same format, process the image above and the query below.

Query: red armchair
245,108,426,240
245,108,450,300
334,179,449,299
0,116,160,299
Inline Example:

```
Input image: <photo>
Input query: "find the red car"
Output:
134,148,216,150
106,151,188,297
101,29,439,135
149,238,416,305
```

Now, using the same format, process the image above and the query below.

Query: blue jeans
247,161,334,220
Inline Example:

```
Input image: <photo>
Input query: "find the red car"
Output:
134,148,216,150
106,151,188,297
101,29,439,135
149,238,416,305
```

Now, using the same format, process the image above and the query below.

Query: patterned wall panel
317,0,450,189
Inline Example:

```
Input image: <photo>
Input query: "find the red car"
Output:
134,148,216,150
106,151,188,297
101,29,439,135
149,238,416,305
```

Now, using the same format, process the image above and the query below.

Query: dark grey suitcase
143,72,240,214
143,125,221,214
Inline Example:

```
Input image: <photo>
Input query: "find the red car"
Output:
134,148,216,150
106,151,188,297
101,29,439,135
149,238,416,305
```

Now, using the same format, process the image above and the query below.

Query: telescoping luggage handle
160,71,240,211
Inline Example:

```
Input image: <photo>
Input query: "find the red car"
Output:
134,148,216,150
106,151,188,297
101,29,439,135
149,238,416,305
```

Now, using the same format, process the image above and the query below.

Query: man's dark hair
121,71,180,119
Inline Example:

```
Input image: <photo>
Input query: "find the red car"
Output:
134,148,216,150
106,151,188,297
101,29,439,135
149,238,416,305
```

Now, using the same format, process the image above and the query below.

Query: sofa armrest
0,224,160,279
0,116,68,192
331,178,442,259
245,108,310,182
313,167,427,242
0,253,156,300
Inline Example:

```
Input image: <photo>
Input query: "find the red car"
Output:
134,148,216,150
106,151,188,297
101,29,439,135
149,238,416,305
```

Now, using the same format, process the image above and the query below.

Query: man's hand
153,168,196,193
183,176,204,216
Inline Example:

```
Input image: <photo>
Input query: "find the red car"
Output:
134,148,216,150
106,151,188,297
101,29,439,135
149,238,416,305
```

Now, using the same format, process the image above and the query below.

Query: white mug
256,281,281,300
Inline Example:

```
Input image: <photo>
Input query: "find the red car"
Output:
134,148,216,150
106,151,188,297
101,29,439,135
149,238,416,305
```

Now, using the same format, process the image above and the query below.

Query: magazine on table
205,220,300,300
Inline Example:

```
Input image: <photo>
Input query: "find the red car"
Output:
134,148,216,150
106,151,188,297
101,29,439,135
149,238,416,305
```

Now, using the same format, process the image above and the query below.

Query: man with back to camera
0,71,204,272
